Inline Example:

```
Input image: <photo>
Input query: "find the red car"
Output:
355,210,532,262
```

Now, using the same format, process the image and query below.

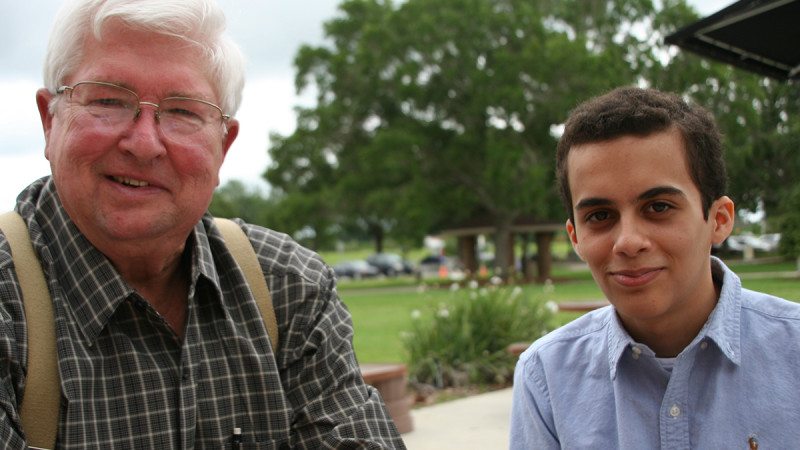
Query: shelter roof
665,0,800,80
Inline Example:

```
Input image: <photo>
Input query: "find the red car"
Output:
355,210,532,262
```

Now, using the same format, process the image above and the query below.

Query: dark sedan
366,253,414,277
332,260,380,280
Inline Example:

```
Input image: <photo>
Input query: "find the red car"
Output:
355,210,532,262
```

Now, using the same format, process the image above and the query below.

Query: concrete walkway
401,387,513,449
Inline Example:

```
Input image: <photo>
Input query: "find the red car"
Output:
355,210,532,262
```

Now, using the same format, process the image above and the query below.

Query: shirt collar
605,256,743,379
700,256,742,365
607,310,635,380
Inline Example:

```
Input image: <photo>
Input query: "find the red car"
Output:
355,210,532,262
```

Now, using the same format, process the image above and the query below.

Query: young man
510,87,800,448
0,0,404,448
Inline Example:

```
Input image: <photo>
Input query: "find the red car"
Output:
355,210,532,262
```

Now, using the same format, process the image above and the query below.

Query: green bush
779,187,800,266
403,281,557,388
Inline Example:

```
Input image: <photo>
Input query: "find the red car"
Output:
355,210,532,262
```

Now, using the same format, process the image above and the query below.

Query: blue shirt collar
607,257,742,379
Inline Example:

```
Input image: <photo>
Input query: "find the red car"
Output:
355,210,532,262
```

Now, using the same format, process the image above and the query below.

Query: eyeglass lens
66,82,222,139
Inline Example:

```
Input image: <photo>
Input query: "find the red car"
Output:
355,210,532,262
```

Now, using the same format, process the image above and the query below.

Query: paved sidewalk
401,387,512,449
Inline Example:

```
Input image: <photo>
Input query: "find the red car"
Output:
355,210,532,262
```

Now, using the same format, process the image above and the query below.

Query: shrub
403,280,557,388
779,186,800,269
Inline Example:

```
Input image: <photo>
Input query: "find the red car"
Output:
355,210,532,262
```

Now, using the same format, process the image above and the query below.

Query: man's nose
118,103,167,159
613,215,650,257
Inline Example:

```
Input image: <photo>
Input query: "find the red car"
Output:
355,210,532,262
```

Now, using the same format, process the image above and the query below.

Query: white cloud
0,80,44,153
219,75,305,191
0,80,49,210
0,154,51,211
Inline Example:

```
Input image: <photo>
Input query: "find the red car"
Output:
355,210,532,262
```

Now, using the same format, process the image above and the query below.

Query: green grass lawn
342,257,800,365
342,275,606,363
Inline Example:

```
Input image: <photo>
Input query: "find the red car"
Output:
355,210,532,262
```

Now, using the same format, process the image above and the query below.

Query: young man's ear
710,196,735,246
566,218,584,261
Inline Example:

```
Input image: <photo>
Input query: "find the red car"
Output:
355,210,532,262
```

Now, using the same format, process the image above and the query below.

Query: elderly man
0,0,404,448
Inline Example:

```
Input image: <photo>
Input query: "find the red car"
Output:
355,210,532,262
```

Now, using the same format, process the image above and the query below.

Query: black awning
665,0,800,80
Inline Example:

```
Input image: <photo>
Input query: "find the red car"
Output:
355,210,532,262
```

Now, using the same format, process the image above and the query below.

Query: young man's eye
585,210,611,223
647,202,672,213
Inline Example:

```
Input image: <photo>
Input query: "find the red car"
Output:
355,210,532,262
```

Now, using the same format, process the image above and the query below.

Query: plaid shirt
0,178,404,449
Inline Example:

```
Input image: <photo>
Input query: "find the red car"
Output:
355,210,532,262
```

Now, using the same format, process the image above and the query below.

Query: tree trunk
372,224,384,253
535,232,554,282
493,218,515,280
458,235,479,276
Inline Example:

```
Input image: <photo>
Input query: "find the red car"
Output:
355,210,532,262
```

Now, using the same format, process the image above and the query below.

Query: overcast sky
1,0,734,211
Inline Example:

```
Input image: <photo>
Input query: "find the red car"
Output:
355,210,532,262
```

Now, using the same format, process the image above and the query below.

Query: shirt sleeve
509,351,560,450
251,226,403,449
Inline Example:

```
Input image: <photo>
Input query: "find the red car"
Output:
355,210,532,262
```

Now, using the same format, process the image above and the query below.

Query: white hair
43,0,246,116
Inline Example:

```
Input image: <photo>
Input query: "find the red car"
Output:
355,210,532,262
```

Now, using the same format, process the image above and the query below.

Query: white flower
490,276,503,286
545,300,559,314
437,308,450,319
543,278,555,294
410,309,422,320
468,280,479,290
511,286,523,299
449,282,460,292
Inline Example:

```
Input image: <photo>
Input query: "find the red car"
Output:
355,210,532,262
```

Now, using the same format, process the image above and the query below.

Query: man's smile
609,267,664,287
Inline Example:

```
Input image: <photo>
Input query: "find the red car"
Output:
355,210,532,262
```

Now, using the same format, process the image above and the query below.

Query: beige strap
0,211,59,449
1,213,277,450
214,218,279,352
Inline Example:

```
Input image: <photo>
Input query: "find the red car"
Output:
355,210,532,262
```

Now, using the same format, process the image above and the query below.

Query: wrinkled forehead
68,21,217,98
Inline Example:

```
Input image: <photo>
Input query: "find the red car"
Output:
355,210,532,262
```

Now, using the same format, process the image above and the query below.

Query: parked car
366,253,414,277
417,254,465,280
332,260,380,280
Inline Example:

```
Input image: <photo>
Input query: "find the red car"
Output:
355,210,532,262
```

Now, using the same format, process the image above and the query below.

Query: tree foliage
267,0,669,270
262,0,799,263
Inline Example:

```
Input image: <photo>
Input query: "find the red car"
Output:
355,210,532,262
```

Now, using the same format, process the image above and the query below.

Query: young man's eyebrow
574,197,612,210
638,186,686,201
574,186,686,211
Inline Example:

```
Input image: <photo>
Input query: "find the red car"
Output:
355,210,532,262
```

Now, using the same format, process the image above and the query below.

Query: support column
535,231,554,282
457,235,478,276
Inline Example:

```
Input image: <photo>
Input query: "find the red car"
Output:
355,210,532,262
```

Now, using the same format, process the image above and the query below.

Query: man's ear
36,88,54,158
566,218,583,260
221,118,239,159
710,196,735,246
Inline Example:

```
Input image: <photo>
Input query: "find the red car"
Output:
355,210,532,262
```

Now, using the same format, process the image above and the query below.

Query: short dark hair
556,86,727,222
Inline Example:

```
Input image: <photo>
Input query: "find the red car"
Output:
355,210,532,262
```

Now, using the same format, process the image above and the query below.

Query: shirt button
669,405,681,417
700,341,709,350
631,346,642,360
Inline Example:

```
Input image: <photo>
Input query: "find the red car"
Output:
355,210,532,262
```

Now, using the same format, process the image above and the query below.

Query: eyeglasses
56,81,230,141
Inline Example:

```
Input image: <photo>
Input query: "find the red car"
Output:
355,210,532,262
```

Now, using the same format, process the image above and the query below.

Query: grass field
340,257,800,364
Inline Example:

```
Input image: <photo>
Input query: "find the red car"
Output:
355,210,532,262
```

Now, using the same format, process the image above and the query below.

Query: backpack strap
213,218,279,352
1,213,278,449
0,211,59,449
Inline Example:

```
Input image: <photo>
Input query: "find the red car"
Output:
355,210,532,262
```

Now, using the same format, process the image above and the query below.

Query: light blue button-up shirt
510,258,800,449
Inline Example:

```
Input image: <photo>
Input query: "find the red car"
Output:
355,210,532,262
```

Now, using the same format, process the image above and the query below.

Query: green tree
269,0,668,274
779,186,800,269
267,0,798,271
210,180,273,226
